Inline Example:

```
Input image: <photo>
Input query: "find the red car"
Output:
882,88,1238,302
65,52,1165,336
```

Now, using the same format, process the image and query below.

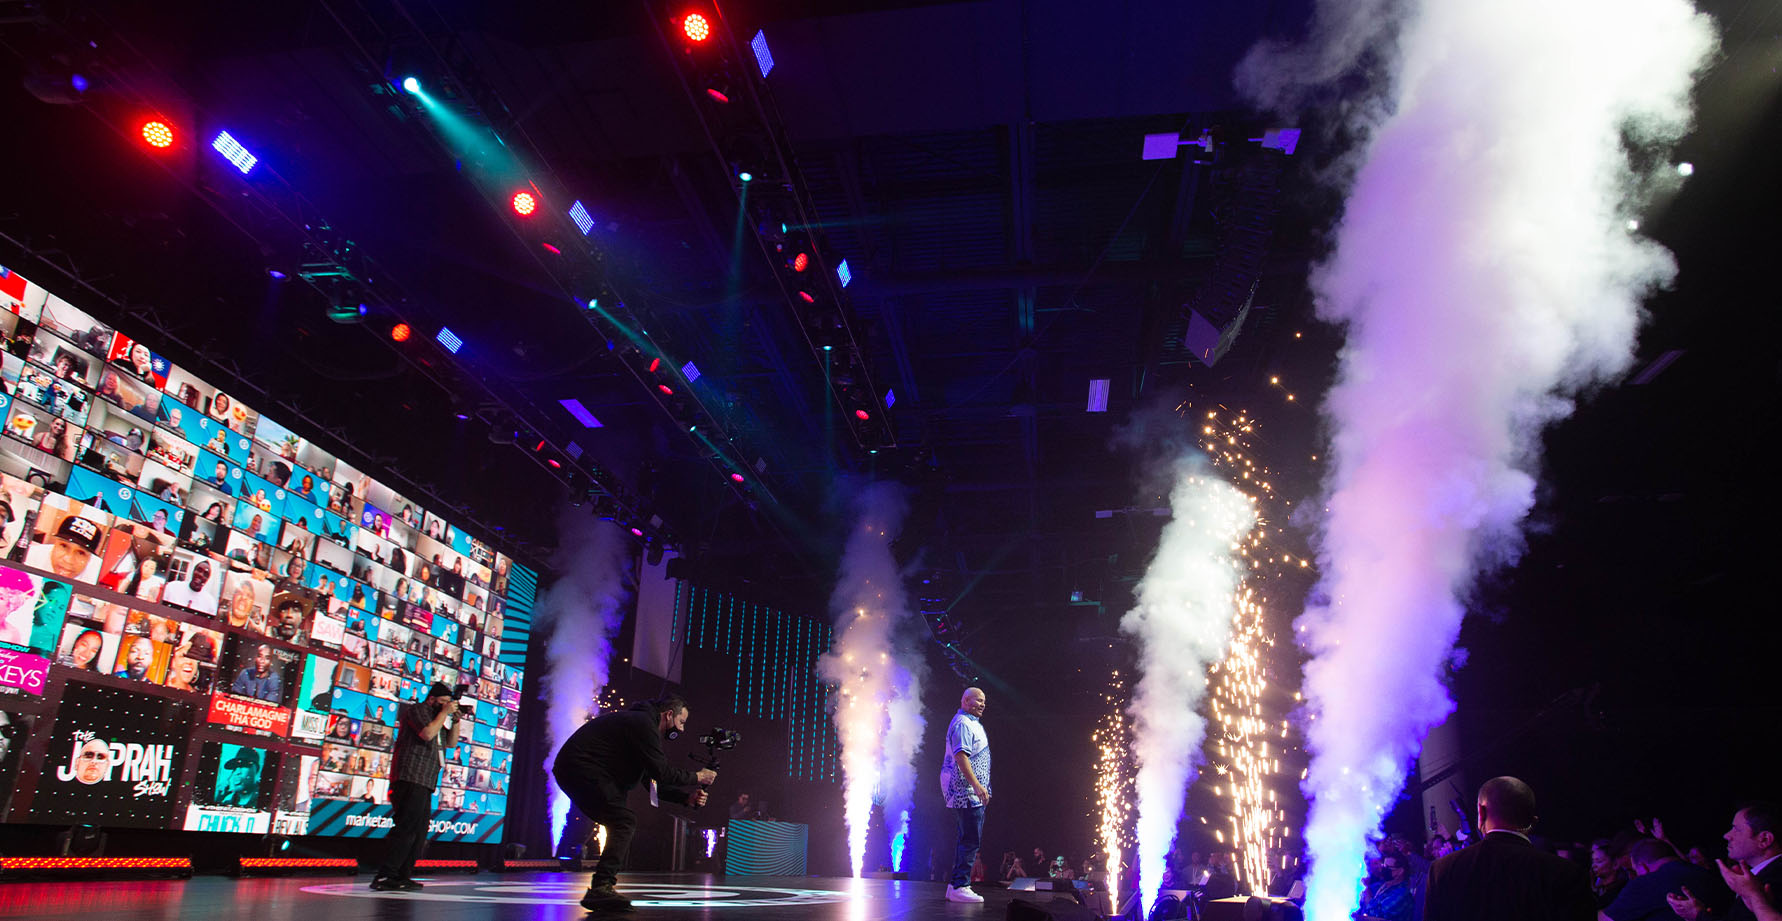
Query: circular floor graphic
301,878,857,908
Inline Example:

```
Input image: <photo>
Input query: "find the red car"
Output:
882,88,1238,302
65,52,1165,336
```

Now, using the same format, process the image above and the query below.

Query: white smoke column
881,659,925,872
1238,2,1713,918
818,482,926,878
1123,462,1257,912
534,510,631,854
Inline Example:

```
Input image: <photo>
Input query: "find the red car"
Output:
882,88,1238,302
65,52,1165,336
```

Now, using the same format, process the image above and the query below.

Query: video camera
698,727,741,752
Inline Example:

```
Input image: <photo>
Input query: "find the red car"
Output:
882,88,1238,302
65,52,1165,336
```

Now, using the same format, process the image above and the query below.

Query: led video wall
0,265,528,842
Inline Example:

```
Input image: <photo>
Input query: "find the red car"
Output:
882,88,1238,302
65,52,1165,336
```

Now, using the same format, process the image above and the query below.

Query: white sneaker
946,885,985,903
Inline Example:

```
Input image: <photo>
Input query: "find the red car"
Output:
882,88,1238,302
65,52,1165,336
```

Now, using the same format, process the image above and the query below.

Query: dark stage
0,872,1091,920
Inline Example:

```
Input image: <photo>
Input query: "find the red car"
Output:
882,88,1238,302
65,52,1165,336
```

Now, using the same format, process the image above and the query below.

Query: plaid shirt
1360,878,1413,921
391,700,449,788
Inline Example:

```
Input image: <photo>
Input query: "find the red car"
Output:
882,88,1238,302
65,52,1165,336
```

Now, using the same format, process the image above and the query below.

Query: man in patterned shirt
371,681,461,891
940,687,991,903
1359,854,1414,921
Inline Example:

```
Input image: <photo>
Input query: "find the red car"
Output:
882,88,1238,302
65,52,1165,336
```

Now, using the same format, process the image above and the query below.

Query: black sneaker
395,878,424,891
369,876,402,891
581,884,634,913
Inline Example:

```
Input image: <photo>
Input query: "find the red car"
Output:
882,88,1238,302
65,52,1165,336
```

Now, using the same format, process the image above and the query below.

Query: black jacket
1718,858,1782,921
552,704,701,796
1424,831,1595,921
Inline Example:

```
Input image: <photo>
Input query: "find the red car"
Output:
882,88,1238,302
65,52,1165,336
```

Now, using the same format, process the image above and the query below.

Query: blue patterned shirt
1360,879,1413,921
939,711,990,808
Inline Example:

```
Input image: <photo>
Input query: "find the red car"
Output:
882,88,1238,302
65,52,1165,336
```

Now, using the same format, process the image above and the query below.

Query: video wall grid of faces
0,265,531,842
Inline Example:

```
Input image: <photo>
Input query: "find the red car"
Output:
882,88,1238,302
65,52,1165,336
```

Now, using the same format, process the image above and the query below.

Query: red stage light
390,323,411,342
792,252,809,272
140,120,174,149
648,357,661,372
798,291,815,303
730,473,745,483
855,409,871,421
534,440,548,452
542,242,561,254
239,857,356,868
0,856,193,870
512,191,537,216
658,384,674,395
630,527,645,537
547,459,561,468
682,13,711,42
706,87,730,104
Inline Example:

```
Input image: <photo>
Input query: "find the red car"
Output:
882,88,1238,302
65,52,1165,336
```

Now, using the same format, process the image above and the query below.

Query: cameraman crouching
553,696,716,913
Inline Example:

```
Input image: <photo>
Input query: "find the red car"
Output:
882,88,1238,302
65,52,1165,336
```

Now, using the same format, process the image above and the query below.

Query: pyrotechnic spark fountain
1200,406,1298,898
1123,462,1257,912
1093,670,1134,900
818,484,925,878
1236,1,1713,917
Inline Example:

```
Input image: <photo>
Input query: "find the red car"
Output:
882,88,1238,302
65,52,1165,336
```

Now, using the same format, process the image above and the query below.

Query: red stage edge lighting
0,856,194,878
239,857,357,868
501,859,575,871
237,857,358,876
414,859,480,871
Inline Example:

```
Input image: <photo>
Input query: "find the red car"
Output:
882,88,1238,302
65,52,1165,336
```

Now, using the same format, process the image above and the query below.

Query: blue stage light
211,131,258,174
681,361,701,382
436,327,464,354
884,388,895,409
836,258,852,288
751,30,775,78
559,398,603,429
401,76,420,94
70,74,89,93
569,200,594,235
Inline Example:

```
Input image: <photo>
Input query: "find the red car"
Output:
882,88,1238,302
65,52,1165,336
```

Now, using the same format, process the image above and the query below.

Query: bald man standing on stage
941,687,991,903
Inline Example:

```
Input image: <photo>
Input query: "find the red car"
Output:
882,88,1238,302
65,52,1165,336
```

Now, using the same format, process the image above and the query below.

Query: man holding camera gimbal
553,696,716,913
372,681,466,891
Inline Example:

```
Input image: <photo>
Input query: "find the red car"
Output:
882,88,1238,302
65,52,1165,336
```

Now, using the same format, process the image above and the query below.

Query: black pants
554,769,637,889
378,780,433,880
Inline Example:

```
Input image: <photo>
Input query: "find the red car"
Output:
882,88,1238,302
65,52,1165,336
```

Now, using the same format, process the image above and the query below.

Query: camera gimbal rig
687,728,740,809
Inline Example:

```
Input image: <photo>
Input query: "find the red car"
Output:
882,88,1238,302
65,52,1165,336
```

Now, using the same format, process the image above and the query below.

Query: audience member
1424,776,1595,921
1595,838,1634,909
1668,803,1782,921
1359,852,1416,921
1603,837,1726,921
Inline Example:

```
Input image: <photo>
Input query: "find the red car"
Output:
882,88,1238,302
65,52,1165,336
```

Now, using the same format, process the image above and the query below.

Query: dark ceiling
0,0,1326,619
2,0,1778,808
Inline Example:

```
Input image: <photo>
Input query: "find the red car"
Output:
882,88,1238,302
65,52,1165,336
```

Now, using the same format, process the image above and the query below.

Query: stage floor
0,871,1090,920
